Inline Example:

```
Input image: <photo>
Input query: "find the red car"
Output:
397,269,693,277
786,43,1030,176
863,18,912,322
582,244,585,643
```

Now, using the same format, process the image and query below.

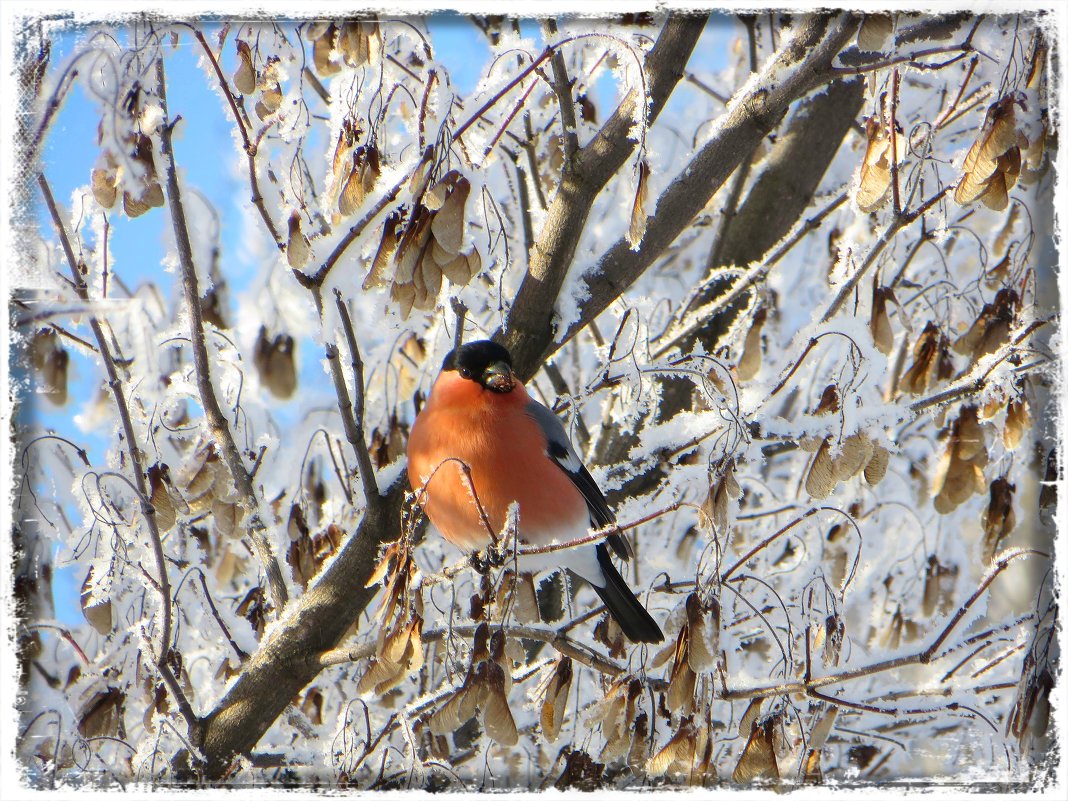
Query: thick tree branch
557,14,859,359
154,57,290,612
500,13,708,380
183,487,406,779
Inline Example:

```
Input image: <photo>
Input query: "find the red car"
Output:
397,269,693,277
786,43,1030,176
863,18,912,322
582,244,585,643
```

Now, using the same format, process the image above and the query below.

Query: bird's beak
483,361,515,393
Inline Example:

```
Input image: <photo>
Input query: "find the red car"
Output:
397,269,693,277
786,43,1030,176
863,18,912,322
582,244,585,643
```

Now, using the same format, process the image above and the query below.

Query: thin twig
38,173,198,738
720,549,1043,702
889,69,902,216
543,19,579,168
330,289,380,502
654,190,849,359
308,169,410,288
193,29,284,251
318,623,629,679
155,56,289,612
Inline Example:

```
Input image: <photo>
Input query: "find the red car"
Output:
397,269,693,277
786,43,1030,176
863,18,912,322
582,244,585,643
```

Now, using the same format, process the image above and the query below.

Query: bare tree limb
154,56,289,612
181,487,406,779
720,549,1045,703
327,289,380,503
500,13,708,380
556,14,859,361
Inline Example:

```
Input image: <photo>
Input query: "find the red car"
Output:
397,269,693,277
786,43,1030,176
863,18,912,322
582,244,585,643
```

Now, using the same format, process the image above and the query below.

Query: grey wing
525,399,632,560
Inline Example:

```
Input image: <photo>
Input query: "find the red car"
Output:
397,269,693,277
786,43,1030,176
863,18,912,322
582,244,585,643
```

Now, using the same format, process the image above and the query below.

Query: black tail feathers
587,544,663,643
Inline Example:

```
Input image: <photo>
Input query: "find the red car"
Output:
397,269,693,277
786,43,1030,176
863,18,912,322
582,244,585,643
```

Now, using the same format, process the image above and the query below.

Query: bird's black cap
441,340,513,373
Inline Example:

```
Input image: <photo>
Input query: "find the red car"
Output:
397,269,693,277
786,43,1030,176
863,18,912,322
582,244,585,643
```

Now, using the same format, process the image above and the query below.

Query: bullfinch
407,340,663,643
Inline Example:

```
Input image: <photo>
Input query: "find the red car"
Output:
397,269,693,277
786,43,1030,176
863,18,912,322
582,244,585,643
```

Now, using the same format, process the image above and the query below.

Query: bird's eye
459,367,472,379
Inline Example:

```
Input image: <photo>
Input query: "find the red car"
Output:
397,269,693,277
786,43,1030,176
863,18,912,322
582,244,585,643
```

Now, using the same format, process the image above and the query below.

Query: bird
406,339,663,643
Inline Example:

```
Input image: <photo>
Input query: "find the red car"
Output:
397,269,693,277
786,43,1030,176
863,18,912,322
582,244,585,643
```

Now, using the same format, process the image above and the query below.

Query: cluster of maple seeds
366,157,483,318
801,385,890,500
856,40,1046,216
90,88,166,218
427,622,522,748
232,40,284,121
306,20,383,77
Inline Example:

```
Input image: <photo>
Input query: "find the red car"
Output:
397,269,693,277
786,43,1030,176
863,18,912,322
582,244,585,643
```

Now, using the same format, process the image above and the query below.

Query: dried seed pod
856,115,896,212
921,555,958,618
253,326,297,399
732,716,780,783
393,207,433,284
833,432,874,481
857,13,893,51
626,158,650,248
407,146,435,200
539,657,572,742
900,322,952,395
954,288,1017,360
233,40,257,95
91,165,119,208
390,281,417,320
30,328,69,405
870,283,895,355
736,306,767,381
813,384,840,416
255,82,282,120
1004,397,1032,450
806,437,837,499
481,659,518,745
338,20,382,67
982,477,1016,562
311,23,341,77
864,442,890,485
438,248,481,286
647,718,697,778
78,687,125,739
933,405,988,513
330,117,360,193
80,567,112,636
665,626,697,714
430,174,471,256
286,211,311,268
955,95,1024,209
364,210,402,289
685,593,716,671
147,463,177,533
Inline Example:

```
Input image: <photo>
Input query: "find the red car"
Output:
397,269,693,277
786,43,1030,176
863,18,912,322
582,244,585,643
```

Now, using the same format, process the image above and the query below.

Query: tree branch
721,549,1044,702
38,173,198,741
192,29,284,251
500,13,708,380
154,56,289,612
556,13,859,361
327,289,380,503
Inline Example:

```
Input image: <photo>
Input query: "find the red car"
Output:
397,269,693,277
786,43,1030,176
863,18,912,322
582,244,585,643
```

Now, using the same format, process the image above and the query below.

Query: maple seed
626,158,650,248
286,211,311,268
955,95,1025,210
234,40,257,95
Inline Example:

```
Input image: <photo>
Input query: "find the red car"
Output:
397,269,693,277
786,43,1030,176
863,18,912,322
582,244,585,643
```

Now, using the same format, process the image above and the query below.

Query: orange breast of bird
407,372,589,551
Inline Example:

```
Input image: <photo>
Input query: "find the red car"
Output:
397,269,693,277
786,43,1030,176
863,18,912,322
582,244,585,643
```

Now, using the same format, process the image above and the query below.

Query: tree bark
183,486,406,779
500,13,708,381
557,13,859,358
